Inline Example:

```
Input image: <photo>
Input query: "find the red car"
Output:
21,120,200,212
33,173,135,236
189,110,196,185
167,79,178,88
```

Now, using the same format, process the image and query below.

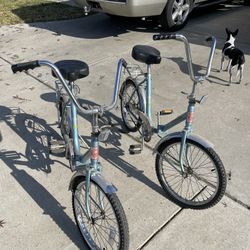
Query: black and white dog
220,28,245,83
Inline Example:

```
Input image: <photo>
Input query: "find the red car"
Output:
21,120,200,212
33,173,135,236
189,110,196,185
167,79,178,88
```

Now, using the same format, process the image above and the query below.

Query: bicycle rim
120,80,142,132
73,179,125,249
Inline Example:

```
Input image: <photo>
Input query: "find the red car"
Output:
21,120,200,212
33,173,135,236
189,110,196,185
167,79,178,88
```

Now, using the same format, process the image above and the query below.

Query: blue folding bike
120,34,227,209
12,58,129,250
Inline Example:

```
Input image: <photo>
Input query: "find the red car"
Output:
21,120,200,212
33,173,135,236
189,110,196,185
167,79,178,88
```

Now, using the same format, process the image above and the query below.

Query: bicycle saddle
132,45,161,65
52,60,89,82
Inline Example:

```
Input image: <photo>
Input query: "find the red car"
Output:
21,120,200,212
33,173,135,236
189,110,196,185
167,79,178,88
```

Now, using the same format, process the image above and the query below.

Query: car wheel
160,0,193,30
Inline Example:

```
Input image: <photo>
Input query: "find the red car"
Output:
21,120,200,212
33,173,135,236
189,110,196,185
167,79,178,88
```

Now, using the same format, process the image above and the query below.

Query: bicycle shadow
168,57,231,86
207,74,231,86
0,150,86,249
0,105,67,173
0,105,87,249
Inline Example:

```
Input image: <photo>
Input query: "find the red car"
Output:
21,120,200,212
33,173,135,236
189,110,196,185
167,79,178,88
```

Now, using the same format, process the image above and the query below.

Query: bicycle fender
153,132,214,154
69,170,117,194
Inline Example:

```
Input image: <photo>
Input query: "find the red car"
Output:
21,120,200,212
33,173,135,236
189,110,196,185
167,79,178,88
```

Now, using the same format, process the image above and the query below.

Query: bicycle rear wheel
72,177,129,250
58,95,71,138
120,79,144,132
155,138,227,209
58,95,76,169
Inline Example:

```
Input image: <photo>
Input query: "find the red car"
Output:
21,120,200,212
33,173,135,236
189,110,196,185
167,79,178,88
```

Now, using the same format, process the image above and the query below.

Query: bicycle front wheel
120,79,144,132
155,138,227,209
72,177,129,250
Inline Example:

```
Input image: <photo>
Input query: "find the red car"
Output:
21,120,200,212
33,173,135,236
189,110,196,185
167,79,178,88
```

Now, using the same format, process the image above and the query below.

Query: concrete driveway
0,2,250,249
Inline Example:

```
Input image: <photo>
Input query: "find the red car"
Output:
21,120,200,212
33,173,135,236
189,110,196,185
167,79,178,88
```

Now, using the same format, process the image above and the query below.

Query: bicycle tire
59,95,71,138
120,79,144,132
155,138,227,209
72,177,129,250
58,95,75,165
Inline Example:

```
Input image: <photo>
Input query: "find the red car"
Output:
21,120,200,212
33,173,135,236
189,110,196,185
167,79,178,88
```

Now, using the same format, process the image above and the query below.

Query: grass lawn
0,0,85,25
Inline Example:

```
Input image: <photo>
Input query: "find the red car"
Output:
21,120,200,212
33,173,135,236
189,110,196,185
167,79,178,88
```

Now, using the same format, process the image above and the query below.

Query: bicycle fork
85,122,105,219
179,98,196,174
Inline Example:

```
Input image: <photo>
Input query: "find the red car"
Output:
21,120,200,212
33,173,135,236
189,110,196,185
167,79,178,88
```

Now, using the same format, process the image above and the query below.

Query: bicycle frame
11,57,130,249
53,59,127,219
137,71,197,173
55,80,101,218
126,34,216,174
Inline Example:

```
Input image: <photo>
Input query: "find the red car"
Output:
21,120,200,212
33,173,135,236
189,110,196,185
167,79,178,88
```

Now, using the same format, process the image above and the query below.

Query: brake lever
196,95,208,105
181,91,208,105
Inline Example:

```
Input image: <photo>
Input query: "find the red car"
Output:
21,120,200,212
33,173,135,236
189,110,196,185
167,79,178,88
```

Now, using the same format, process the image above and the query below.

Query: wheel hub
90,212,106,225
173,0,189,22
182,166,193,178
177,4,183,15
187,167,193,175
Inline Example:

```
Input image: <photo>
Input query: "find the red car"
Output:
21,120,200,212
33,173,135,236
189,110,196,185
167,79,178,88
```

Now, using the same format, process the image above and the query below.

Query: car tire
244,0,250,6
160,0,193,30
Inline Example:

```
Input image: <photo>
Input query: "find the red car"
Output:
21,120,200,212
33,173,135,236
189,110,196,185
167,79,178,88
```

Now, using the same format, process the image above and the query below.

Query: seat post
146,64,152,124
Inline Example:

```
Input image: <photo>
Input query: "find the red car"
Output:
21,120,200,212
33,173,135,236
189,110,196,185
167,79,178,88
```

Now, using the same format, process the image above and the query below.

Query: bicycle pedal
160,108,173,115
129,144,142,155
49,140,66,154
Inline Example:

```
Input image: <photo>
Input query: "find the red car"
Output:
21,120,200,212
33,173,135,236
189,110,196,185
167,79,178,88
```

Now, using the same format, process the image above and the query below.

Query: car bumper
73,0,166,17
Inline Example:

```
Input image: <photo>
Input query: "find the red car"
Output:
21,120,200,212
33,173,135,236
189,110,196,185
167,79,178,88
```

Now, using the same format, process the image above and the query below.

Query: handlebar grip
153,33,176,41
11,60,40,73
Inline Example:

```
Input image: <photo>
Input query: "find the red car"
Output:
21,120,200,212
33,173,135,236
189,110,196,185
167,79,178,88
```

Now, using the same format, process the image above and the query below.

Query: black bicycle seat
132,45,161,65
52,60,89,82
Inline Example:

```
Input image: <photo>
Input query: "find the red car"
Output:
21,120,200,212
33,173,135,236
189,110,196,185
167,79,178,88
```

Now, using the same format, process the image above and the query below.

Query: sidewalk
0,4,250,249
142,196,250,250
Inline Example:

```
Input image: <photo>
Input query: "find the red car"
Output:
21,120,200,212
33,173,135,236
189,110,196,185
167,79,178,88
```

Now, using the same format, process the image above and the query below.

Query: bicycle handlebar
153,33,217,82
11,58,127,116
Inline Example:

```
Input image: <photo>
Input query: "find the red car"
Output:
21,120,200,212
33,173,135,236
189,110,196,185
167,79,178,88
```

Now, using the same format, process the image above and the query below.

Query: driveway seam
136,207,183,249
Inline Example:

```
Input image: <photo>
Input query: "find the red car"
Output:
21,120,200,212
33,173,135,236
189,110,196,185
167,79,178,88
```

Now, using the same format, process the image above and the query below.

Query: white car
73,0,237,30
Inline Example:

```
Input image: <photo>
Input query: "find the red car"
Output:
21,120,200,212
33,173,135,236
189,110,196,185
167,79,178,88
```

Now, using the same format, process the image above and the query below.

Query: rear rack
125,64,145,82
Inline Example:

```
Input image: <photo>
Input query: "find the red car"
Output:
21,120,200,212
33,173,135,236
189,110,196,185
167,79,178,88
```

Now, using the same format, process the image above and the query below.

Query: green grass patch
0,0,85,25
